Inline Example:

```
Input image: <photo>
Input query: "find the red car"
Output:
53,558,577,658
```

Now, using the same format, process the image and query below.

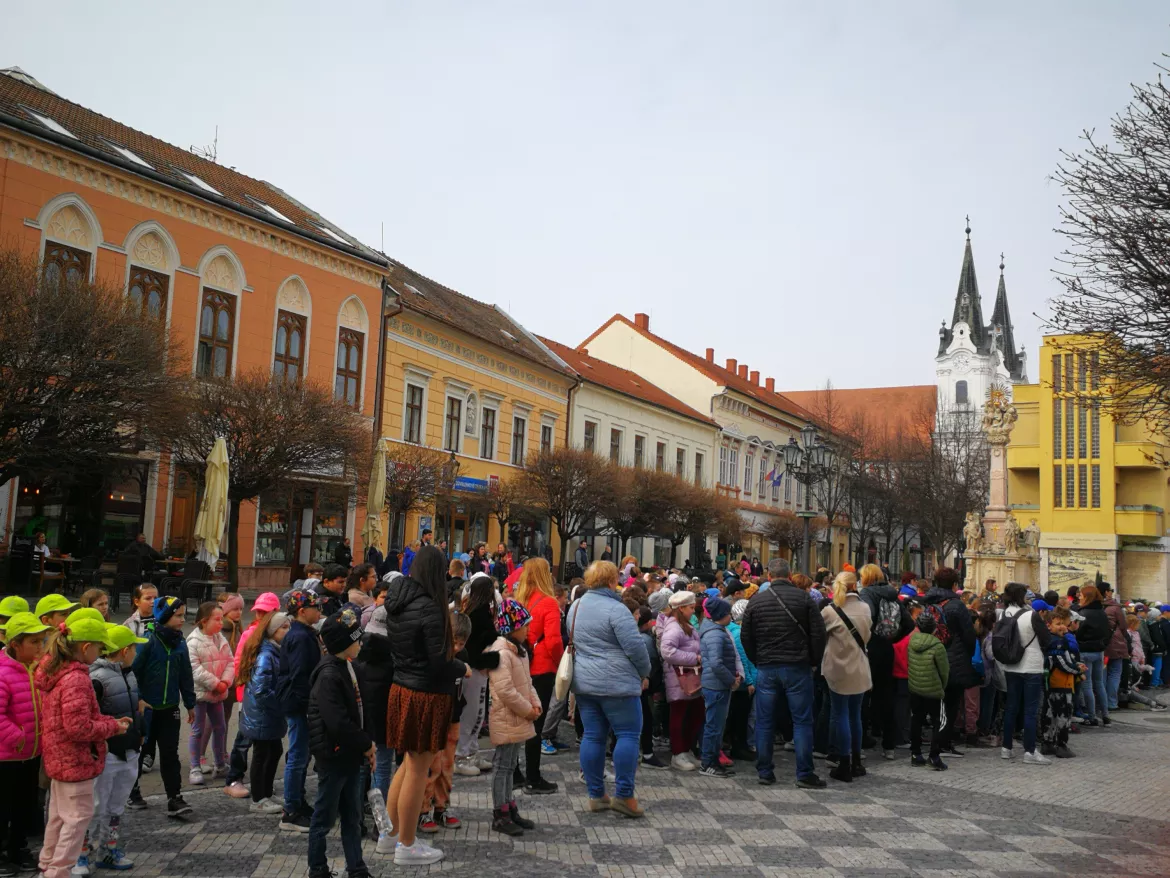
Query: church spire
990,254,1024,380
948,217,986,347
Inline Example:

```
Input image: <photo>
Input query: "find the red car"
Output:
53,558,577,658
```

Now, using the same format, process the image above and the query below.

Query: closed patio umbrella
360,438,387,554
193,437,229,569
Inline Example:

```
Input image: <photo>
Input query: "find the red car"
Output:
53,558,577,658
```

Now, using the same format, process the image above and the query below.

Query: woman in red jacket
516,558,563,795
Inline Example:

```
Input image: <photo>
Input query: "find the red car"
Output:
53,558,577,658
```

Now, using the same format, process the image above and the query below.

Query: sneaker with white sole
671,753,696,771
96,849,134,871
375,832,397,855
200,759,213,775
1000,748,1014,760
474,757,493,772
249,798,284,814
224,781,250,799
1023,751,1052,765
540,740,557,756
393,841,444,866
71,853,90,877
140,754,154,774
453,757,481,777
188,769,205,785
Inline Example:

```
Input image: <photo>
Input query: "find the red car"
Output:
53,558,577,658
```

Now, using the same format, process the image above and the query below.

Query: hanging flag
766,467,777,483
771,470,783,487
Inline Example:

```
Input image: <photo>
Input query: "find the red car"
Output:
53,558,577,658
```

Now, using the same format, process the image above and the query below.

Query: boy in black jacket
307,609,373,878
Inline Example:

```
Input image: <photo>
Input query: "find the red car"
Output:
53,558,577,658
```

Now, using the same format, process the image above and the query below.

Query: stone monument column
980,389,1017,550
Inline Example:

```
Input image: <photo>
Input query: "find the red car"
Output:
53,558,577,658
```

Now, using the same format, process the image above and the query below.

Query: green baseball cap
35,594,79,619
3,612,49,639
103,624,148,654
66,616,112,646
66,608,105,626
0,596,30,617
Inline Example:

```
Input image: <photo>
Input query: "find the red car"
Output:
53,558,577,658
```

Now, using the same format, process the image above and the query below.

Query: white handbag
554,603,578,701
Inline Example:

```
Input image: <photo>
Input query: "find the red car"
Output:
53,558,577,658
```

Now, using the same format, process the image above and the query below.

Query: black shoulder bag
831,604,868,655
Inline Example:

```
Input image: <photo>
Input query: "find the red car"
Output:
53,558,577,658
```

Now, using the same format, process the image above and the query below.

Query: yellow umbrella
193,437,229,569
360,439,387,554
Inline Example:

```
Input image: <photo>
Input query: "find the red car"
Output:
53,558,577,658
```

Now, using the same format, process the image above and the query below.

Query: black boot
851,751,866,778
829,761,853,783
508,800,535,830
491,807,523,837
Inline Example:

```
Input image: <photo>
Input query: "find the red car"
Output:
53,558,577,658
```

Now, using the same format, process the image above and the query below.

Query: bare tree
156,370,368,585
655,479,738,568
519,446,613,581
801,381,859,560
1048,58,1170,458
485,477,524,544
598,466,676,559
763,509,829,567
382,441,452,550
0,246,183,487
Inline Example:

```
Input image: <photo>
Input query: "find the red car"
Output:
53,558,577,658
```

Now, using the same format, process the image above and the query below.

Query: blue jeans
577,694,641,799
700,688,731,769
359,743,395,803
307,763,365,873
1106,656,1124,709
828,691,863,758
283,714,309,814
1081,652,1108,720
1153,655,1163,687
754,663,814,781
1002,671,1044,753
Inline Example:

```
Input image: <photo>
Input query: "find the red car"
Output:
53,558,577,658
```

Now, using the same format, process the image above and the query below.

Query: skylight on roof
178,170,221,196
500,330,518,343
247,197,293,225
404,283,425,298
105,141,152,169
24,108,74,139
313,224,350,246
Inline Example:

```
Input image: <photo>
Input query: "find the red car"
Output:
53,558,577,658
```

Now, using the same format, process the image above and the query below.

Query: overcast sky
3,3,1165,391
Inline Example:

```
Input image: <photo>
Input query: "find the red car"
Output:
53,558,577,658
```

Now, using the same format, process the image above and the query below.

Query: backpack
992,608,1036,666
872,597,902,641
971,638,985,677
924,604,951,646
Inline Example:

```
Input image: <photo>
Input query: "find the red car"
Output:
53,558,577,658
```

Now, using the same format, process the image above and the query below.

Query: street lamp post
441,451,460,551
782,424,837,574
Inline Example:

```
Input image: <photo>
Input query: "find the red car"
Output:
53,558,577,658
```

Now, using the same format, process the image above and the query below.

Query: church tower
935,220,1027,423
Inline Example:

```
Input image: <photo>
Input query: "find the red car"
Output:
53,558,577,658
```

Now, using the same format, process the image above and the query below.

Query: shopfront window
256,484,349,576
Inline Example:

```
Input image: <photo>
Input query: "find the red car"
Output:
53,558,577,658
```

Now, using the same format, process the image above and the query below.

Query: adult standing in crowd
516,557,563,795
741,558,827,789
659,590,703,771
998,582,1053,764
574,540,590,578
332,537,352,569
1076,584,1112,726
821,570,873,783
923,567,978,758
1100,582,1130,711
567,560,651,818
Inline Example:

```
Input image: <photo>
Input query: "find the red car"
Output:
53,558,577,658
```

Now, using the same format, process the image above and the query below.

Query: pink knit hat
252,592,281,613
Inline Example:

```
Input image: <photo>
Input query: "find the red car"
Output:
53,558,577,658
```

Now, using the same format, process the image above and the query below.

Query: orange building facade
0,68,388,587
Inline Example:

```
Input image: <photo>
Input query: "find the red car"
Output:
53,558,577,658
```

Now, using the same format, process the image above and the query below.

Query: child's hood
909,632,941,655
484,636,518,657
34,656,86,693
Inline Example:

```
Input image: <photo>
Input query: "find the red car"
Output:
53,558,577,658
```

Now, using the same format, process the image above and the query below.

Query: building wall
0,131,382,579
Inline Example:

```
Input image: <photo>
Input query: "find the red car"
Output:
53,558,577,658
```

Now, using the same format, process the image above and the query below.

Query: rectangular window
655,441,666,472
718,446,728,484
1054,466,1062,507
1065,355,1074,395
273,310,306,386
676,447,686,478
771,463,780,502
1065,401,1074,459
797,479,805,508
1065,464,1075,508
404,384,424,444
729,447,739,490
1078,464,1088,508
1078,352,1087,391
1091,464,1101,508
334,328,363,407
634,435,645,468
541,424,553,454
583,420,597,453
610,429,622,464
127,265,168,320
480,407,496,460
784,473,792,502
694,452,703,485
1091,350,1100,390
1052,354,1062,392
512,416,527,467
744,452,754,494
758,455,767,496
1053,399,1062,459
196,289,236,378
443,396,462,452
1091,402,1100,458
1078,404,1087,458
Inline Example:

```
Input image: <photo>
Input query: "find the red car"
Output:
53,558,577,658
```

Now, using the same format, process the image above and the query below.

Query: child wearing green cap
0,596,30,647
35,615,130,878
0,612,50,877
35,595,80,631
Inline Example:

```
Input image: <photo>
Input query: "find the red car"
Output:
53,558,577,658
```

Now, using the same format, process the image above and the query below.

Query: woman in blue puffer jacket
237,612,290,813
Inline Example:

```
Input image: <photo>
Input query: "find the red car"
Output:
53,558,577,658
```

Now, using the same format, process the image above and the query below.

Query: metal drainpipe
372,276,403,446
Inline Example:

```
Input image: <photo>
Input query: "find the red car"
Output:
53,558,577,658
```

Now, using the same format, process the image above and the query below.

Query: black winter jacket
741,580,827,668
1076,601,1110,653
462,603,502,672
858,583,913,665
307,655,372,769
385,576,467,694
923,586,979,688
353,632,394,745
309,582,344,619
276,620,321,716
1148,616,1167,657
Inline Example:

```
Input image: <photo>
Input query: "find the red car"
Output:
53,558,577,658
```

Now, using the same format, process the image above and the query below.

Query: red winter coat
35,657,120,782
524,592,564,677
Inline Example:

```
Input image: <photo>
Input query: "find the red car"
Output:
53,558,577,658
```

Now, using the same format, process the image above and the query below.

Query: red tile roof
782,385,937,449
538,336,718,426
580,314,816,425
0,68,385,266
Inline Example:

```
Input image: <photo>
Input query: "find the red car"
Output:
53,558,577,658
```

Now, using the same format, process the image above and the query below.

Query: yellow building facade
1007,334,1170,601
378,264,574,564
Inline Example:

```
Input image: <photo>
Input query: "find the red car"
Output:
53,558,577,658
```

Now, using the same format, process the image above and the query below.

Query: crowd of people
0,548,1165,877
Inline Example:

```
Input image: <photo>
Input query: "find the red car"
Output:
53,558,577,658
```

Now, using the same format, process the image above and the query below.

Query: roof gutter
0,110,389,269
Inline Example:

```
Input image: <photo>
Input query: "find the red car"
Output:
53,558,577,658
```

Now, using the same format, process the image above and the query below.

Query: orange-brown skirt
385,683,452,753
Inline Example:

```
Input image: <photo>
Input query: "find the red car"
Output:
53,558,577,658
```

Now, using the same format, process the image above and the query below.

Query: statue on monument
963,512,983,555
1023,518,1041,553
1002,515,1021,555
981,386,1018,444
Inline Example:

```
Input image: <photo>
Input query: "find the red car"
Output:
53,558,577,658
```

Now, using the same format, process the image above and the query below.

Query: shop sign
454,476,489,494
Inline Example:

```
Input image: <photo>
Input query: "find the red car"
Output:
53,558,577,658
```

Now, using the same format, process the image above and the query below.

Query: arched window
195,247,244,378
335,296,369,409
38,195,102,288
123,223,179,325
955,380,969,405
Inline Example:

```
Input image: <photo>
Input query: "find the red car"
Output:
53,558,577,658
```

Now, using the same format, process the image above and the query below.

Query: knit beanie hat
266,612,290,636
648,589,672,614
320,608,363,655
219,594,245,616
668,590,696,610
731,599,749,624
495,598,531,635
705,597,732,622
152,595,184,626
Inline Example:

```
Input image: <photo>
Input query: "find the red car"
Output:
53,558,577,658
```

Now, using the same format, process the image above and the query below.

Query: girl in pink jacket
0,613,50,870
186,602,234,784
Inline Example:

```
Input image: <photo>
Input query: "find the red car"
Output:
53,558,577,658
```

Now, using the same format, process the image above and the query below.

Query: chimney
749,370,760,386
634,312,650,330
738,365,748,379
726,358,737,373
705,347,715,362
765,377,775,393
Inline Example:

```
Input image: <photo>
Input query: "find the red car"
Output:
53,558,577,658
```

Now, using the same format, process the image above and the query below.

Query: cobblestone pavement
122,690,1170,878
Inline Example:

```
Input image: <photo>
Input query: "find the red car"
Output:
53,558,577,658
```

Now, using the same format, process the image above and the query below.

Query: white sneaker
454,757,481,777
249,797,284,814
394,841,444,866
671,754,697,771
1023,751,1052,765
1000,748,1014,760
375,832,398,855
684,752,703,769
188,769,206,785
200,758,213,775
474,756,493,772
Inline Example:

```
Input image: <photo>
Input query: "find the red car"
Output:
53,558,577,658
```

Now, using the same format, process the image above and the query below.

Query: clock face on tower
953,352,971,371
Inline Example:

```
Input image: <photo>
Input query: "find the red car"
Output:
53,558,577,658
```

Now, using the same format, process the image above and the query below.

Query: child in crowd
484,599,540,837
76,624,149,874
0,597,30,645
1041,607,1081,758
355,603,395,837
637,606,668,769
37,612,130,878
223,591,281,800
908,612,949,771
36,595,79,631
132,596,196,818
0,612,49,877
187,601,234,783
276,591,322,832
418,612,470,835
78,590,110,622
306,610,373,878
698,597,740,778
1122,614,1167,711
237,613,290,814
123,586,157,640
